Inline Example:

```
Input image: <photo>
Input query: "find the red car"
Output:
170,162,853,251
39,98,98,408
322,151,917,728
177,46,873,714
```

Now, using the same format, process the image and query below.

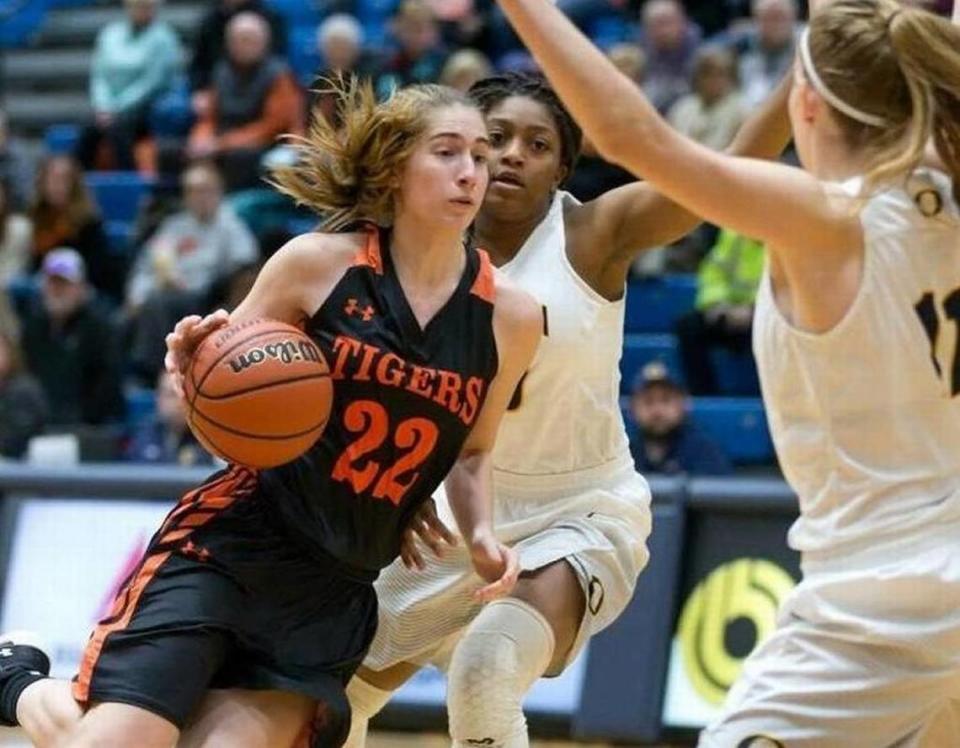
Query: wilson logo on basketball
226,339,323,373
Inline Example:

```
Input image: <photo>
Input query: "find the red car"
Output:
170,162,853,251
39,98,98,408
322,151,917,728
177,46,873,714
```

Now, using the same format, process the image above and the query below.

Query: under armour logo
344,298,375,321
0,648,11,657
182,540,211,562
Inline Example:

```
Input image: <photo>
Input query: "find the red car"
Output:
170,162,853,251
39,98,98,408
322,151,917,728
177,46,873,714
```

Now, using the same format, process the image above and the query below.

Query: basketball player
342,51,797,748
485,0,960,744
0,82,543,747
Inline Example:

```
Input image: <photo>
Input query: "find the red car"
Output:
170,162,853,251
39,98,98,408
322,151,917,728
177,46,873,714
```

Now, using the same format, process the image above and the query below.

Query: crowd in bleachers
0,0,950,473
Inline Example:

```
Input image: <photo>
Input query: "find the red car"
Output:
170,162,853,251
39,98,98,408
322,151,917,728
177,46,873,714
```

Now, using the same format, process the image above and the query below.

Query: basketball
184,318,334,468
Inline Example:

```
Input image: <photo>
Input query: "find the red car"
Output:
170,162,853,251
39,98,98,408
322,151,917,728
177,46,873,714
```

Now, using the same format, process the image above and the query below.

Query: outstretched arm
496,0,858,257
579,71,793,281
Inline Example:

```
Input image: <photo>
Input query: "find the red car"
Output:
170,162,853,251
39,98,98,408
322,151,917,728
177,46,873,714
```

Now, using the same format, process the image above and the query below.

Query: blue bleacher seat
710,348,761,396
624,274,698,333
265,0,321,26
289,24,322,84
620,333,683,394
85,172,153,224
590,14,630,48
149,81,194,138
44,124,81,155
0,0,47,47
125,387,157,430
105,220,132,255
689,397,773,464
356,0,398,46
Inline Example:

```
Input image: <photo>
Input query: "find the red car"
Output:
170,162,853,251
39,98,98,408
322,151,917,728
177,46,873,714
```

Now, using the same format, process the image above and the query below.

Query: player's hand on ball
470,533,520,602
400,498,459,571
164,309,230,397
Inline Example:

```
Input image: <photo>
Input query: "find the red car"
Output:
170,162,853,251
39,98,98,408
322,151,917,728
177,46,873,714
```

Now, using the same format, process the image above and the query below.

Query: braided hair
468,72,583,179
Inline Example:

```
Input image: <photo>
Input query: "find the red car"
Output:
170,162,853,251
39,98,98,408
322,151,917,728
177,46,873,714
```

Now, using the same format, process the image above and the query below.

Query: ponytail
808,0,960,203
888,8,960,203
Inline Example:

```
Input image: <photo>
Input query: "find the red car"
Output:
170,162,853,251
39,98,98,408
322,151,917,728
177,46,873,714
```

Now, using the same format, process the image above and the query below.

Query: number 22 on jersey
332,400,439,505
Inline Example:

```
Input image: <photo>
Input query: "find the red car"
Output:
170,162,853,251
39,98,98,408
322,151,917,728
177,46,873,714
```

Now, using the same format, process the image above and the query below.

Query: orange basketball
184,318,333,468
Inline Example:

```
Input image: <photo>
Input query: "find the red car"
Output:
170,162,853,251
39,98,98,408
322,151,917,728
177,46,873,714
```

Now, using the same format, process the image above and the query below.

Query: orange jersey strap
469,248,495,304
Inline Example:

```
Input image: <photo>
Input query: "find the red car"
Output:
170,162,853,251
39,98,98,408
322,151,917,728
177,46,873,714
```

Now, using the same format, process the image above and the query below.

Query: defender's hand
470,533,520,602
400,498,458,570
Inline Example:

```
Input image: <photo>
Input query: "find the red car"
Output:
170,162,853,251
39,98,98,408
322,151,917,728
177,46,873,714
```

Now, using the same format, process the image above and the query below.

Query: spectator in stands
0,181,32,286
676,228,764,395
429,0,490,50
21,248,124,426
0,292,18,340
188,12,305,191
205,259,260,312
76,0,183,172
668,47,746,151
608,42,646,83
374,0,449,97
189,0,287,94
439,49,494,92
723,0,799,107
0,110,34,212
308,14,380,128
637,0,701,113
0,326,47,460
29,155,125,302
628,361,732,476
317,13,367,74
126,160,258,311
126,370,214,465
126,161,257,383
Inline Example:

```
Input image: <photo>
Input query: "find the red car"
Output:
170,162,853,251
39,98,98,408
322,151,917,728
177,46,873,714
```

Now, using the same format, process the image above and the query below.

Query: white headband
798,27,887,128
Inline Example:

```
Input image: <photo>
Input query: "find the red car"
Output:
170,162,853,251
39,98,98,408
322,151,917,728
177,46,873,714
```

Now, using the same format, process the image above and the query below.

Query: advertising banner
662,506,800,731
0,497,173,678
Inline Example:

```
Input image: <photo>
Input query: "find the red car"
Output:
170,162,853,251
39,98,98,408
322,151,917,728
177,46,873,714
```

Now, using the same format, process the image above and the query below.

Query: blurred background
0,0,951,744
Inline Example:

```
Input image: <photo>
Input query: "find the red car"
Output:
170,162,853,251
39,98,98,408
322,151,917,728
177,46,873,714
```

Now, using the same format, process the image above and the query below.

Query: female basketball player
486,0,960,745
0,81,543,748
342,44,796,748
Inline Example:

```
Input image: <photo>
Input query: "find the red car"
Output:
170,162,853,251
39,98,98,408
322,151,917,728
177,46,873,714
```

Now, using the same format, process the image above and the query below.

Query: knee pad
447,598,555,748
307,689,351,748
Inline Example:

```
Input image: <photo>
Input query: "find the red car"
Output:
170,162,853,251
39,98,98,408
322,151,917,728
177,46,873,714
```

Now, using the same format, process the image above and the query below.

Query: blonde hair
808,0,960,201
270,77,476,230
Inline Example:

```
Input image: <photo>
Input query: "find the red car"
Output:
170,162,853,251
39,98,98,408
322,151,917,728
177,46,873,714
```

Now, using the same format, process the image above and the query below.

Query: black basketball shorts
72,466,378,729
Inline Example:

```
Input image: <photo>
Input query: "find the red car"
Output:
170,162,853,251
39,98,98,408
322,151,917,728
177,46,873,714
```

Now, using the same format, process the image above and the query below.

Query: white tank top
754,170,960,557
491,191,632,476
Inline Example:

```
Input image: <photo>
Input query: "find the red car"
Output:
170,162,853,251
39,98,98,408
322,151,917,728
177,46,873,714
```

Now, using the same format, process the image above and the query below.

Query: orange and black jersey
260,226,498,573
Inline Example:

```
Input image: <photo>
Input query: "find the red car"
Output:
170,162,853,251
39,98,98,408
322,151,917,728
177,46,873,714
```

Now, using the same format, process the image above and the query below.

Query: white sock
343,675,393,748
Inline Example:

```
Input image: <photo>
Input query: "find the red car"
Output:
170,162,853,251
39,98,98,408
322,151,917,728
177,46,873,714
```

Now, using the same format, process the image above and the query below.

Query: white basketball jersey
491,190,631,475
754,170,960,556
